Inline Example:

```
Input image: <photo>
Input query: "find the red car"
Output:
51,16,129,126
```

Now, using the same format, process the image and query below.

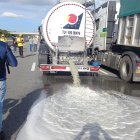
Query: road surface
3,43,140,140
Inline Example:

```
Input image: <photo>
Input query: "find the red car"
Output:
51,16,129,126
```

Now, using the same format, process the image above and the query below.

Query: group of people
0,34,24,58
0,34,39,59
29,36,38,52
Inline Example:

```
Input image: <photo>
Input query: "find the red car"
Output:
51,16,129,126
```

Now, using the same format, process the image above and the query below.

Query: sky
0,0,108,32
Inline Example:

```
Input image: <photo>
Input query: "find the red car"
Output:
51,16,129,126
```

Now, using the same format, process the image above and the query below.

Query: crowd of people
0,33,39,140
29,36,38,52
0,34,39,58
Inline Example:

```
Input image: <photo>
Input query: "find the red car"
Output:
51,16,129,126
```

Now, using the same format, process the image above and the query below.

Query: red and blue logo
63,13,83,30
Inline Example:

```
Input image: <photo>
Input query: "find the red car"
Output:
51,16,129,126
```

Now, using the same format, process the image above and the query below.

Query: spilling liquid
68,59,81,87
16,85,140,140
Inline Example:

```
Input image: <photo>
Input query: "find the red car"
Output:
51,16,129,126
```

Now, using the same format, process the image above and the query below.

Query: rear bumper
39,64,100,72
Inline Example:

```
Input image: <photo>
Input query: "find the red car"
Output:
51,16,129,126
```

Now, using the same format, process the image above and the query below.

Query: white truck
38,1,100,74
93,0,140,82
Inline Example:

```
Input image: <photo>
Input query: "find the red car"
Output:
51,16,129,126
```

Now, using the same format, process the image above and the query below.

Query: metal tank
39,1,100,73
41,1,95,51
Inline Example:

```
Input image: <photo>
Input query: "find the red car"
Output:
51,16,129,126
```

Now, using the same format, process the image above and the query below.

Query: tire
38,43,51,65
33,44,37,52
38,53,48,65
119,56,133,82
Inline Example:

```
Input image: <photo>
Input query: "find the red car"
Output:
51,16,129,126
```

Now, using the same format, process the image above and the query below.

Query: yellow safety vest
0,37,8,43
16,37,24,47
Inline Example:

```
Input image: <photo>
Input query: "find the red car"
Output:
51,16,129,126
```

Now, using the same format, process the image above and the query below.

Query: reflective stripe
16,37,24,46
0,38,7,43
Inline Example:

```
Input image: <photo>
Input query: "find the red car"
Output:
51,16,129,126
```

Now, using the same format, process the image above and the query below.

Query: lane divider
31,62,36,71
99,69,109,75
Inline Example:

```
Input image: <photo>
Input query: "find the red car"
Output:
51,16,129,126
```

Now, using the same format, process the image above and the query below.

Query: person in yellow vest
0,34,8,43
16,34,24,57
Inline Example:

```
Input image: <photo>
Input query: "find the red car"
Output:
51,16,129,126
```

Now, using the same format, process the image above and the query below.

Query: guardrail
10,32,39,35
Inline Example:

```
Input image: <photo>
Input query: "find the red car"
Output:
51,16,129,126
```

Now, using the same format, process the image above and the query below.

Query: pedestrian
12,36,17,53
0,35,8,43
29,37,33,52
16,34,24,58
33,36,38,52
0,41,17,140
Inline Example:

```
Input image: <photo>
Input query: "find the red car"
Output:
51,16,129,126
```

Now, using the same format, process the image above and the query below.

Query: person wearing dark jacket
0,41,17,140
12,36,17,53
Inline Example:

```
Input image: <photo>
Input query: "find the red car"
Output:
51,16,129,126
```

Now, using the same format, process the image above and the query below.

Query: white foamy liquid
68,59,81,87
16,86,140,140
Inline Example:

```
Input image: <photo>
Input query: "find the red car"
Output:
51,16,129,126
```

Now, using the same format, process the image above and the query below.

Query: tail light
40,65,50,70
90,66,100,71
136,62,140,67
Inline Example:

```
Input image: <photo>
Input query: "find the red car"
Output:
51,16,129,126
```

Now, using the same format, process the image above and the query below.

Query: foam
16,86,140,140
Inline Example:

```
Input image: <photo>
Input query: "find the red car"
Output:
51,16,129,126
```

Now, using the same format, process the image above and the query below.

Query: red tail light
90,66,100,71
136,62,140,67
40,65,50,70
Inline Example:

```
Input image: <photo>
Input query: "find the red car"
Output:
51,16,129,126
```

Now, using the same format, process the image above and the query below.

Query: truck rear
38,2,100,73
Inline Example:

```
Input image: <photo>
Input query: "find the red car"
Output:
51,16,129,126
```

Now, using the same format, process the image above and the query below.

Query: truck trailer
94,0,140,82
38,1,100,74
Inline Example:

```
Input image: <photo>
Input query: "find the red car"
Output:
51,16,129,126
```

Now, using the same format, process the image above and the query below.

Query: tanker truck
93,0,140,82
38,1,100,74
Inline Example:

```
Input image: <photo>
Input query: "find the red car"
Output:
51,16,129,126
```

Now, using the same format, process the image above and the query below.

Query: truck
38,1,100,74
93,0,140,82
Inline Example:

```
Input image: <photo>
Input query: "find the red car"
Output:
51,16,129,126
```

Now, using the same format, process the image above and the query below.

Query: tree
0,29,11,37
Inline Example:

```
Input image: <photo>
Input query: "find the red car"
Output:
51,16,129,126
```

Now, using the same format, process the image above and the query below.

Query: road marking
99,69,109,75
31,62,36,71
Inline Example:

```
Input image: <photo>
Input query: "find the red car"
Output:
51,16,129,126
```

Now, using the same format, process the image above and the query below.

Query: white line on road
31,62,36,71
99,69,109,75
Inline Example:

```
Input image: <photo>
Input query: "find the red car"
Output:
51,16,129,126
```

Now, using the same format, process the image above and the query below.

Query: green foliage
0,29,11,37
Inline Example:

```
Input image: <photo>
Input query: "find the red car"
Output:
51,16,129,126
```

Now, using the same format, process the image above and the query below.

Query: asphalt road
3,43,140,140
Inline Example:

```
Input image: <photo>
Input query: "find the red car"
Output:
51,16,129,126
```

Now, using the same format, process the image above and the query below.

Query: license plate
78,66,89,70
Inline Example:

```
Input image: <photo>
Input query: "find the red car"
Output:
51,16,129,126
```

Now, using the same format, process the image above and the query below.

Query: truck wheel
38,53,48,65
119,56,133,82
